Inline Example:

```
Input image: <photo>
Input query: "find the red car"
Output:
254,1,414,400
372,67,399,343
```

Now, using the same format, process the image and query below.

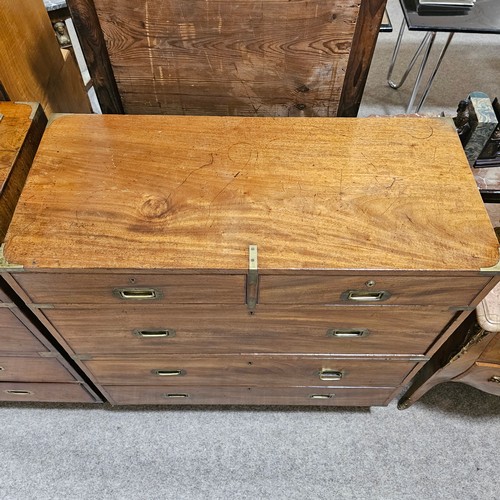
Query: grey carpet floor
1,1,499,498
0,383,499,500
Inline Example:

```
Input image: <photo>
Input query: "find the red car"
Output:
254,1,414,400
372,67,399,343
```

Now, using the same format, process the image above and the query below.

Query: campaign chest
2,115,499,406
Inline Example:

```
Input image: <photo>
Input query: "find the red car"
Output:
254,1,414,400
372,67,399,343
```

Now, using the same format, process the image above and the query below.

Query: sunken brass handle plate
488,375,500,383
327,328,369,338
341,290,391,302
319,370,343,381
112,288,163,300
0,366,4,371
5,390,33,395
133,329,176,338
152,369,185,377
164,393,189,399
309,394,334,399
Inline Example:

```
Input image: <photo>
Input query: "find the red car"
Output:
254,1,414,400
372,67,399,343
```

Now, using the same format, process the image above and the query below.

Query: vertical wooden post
67,0,124,114
337,0,387,117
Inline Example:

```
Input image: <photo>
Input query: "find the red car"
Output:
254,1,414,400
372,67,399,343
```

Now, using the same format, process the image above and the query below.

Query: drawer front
14,273,245,305
104,385,394,406
455,362,500,397
0,382,97,402
44,305,453,355
0,357,75,383
84,356,416,387
0,309,47,353
479,335,500,364
0,288,10,303
259,276,489,306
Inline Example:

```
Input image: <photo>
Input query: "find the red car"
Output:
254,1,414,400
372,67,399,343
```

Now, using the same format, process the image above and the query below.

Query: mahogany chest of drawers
1,115,499,406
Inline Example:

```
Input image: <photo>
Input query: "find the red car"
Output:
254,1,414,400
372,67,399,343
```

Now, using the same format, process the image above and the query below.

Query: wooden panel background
74,0,375,116
0,0,91,115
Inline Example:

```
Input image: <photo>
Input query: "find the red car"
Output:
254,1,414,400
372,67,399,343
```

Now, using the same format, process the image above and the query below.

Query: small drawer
45,304,454,356
104,385,394,406
0,309,48,353
258,275,489,306
455,362,500,397
0,382,97,402
0,357,76,383
479,335,500,364
84,356,416,387
14,273,245,305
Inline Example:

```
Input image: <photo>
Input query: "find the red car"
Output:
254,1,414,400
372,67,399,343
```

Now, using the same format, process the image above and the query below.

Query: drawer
0,357,76,383
14,273,245,305
84,356,416,387
0,288,10,303
454,362,500,397
45,305,453,355
258,275,489,306
104,385,394,406
0,382,97,402
480,335,500,363
0,309,47,353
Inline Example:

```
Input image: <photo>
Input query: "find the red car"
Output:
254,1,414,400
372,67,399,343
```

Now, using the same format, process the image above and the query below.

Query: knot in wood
139,195,171,220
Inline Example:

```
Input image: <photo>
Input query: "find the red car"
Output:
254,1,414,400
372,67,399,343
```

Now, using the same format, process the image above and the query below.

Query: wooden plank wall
0,0,91,115
75,0,369,117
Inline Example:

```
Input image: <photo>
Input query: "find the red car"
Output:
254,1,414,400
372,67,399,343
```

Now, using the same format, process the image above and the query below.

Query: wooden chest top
0,102,37,191
2,115,498,272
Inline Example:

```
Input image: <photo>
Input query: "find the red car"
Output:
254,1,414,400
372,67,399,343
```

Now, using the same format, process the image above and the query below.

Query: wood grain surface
84,355,415,386
0,309,47,353
4,115,498,271
67,0,124,114
0,382,96,402
104,384,394,405
338,0,387,117
479,335,500,363
259,275,490,306
89,0,359,116
42,304,453,356
453,362,500,396
14,273,245,304
0,102,46,243
0,357,75,383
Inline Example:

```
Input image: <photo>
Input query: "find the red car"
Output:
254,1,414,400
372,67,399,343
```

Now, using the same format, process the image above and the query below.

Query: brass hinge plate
247,244,258,311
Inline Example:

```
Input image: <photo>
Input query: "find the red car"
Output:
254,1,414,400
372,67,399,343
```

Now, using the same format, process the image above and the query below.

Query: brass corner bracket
480,249,500,273
0,244,23,270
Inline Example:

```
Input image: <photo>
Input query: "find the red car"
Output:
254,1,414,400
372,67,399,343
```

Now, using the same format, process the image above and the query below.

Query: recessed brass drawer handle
113,288,163,300
319,370,343,381
327,328,369,338
341,290,391,302
134,329,176,338
5,390,33,395
309,394,334,399
488,375,500,383
152,369,185,377
164,393,189,399
0,366,4,371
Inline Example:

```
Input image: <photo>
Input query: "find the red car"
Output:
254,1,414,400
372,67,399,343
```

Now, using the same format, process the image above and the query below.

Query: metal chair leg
387,19,433,90
406,31,437,113
414,32,455,113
